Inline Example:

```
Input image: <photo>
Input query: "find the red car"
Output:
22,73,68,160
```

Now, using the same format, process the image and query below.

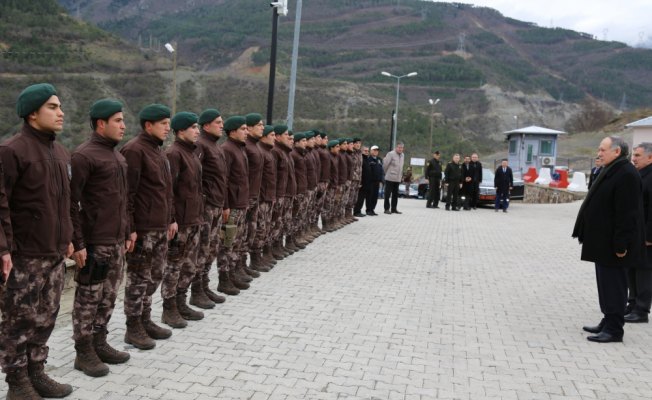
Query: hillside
2,0,651,157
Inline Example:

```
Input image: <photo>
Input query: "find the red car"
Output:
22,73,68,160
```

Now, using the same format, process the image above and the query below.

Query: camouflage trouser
306,189,317,226
324,185,338,221
334,184,345,219
161,225,200,299
348,180,360,209
270,198,288,242
282,196,294,237
0,256,65,372
197,204,224,275
254,201,274,251
291,193,306,235
243,198,259,255
216,208,246,272
72,243,125,341
124,230,168,317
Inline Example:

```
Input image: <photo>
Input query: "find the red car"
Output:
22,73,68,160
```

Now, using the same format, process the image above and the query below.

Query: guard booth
626,116,652,146
504,126,566,177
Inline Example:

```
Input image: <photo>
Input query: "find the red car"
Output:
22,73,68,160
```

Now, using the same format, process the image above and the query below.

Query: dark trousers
462,183,473,209
384,181,400,212
595,263,628,336
354,185,368,214
627,267,652,314
446,184,460,209
366,182,380,213
495,191,509,210
469,182,480,208
426,179,440,207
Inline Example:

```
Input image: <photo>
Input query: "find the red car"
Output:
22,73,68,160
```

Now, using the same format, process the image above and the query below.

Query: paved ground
3,199,652,400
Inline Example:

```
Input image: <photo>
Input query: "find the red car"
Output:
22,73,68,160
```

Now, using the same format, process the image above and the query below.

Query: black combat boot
74,336,109,377
217,270,240,295
125,316,156,350
189,280,216,309
176,293,204,321
161,297,187,328
93,331,130,364
5,368,42,400
28,361,73,398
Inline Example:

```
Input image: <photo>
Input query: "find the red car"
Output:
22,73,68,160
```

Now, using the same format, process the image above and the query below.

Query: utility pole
267,1,289,124
287,0,303,130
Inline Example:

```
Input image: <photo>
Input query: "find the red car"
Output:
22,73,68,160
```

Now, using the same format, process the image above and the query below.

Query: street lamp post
381,71,417,150
164,42,177,115
428,98,440,158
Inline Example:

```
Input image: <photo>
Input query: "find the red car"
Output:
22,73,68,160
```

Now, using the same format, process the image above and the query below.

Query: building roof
626,116,652,128
504,125,567,137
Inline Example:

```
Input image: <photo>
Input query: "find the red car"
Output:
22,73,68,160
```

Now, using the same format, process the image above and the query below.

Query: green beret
90,99,123,120
198,108,221,125
139,104,171,122
339,138,348,145
171,112,198,132
352,137,361,143
305,131,315,139
327,140,340,149
16,83,57,118
319,131,328,139
224,116,246,132
274,125,288,135
245,113,263,127
293,132,305,142
263,125,275,137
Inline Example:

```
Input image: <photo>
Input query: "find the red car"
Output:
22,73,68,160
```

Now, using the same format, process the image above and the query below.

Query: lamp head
164,43,175,53
381,71,391,77
407,72,418,77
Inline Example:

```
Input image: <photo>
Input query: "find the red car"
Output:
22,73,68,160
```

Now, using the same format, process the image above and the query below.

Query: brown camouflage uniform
255,201,274,250
0,257,65,370
162,226,201,299
216,208,246,271
270,198,288,243
291,193,306,235
197,204,224,272
72,244,125,340
243,198,259,257
124,231,168,317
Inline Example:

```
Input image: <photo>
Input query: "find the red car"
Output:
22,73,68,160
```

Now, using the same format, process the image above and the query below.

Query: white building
626,116,652,147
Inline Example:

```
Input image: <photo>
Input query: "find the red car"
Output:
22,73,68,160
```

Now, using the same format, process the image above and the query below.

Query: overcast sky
442,1,652,47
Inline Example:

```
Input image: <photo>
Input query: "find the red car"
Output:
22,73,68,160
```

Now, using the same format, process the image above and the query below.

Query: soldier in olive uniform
70,99,131,378
161,112,205,328
121,104,177,350
444,153,463,211
0,83,74,399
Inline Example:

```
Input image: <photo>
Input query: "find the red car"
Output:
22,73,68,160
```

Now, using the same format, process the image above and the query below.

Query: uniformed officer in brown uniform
0,83,74,399
70,99,131,378
315,131,331,233
161,112,205,328
217,116,252,290
289,132,309,251
194,109,237,298
242,113,265,275
323,139,341,232
270,125,293,260
303,131,321,241
120,104,177,350
256,126,277,269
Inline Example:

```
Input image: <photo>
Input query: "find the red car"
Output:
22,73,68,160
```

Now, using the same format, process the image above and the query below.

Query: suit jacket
494,166,513,194
640,164,652,269
576,158,645,268
588,166,601,190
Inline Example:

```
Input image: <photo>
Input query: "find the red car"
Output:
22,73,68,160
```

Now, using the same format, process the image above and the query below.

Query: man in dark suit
493,159,513,213
572,136,645,343
588,157,602,190
470,153,483,209
625,143,652,323
444,154,462,211
424,151,442,208
366,145,384,216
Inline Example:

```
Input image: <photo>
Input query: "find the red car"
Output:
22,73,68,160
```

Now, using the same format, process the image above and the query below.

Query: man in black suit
366,145,384,216
470,153,483,209
588,157,602,190
425,151,442,208
572,136,645,343
444,154,462,211
493,159,513,213
625,143,652,323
